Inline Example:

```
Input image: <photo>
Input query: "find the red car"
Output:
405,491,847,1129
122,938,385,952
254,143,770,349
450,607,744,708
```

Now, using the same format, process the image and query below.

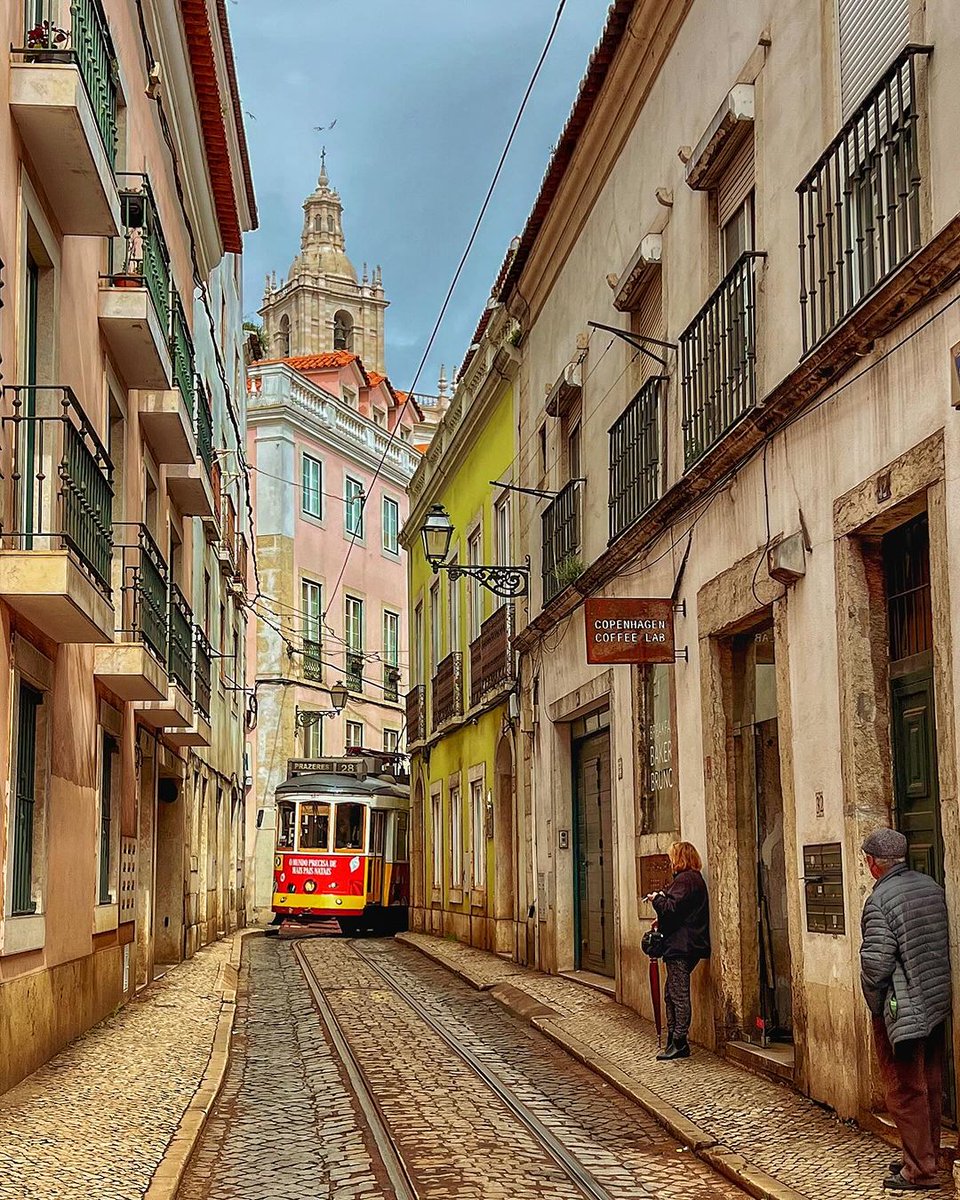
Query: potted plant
25,20,68,63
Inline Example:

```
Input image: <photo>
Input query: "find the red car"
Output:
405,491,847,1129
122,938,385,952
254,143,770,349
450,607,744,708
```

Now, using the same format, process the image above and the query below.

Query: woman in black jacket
646,841,710,1060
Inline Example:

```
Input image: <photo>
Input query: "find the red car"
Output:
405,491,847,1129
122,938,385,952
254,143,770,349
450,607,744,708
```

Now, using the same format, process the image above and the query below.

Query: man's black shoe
882,1170,938,1191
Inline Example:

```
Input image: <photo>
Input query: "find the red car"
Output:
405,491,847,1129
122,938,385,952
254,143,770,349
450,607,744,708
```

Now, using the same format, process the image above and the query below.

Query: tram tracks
294,937,617,1200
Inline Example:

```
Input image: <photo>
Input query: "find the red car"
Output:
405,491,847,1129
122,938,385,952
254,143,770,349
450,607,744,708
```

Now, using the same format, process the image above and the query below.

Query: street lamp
419,504,529,599
295,681,349,728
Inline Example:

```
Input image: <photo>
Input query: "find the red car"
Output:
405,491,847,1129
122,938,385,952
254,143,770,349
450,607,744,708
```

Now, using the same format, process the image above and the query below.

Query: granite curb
144,929,259,1200
395,931,811,1200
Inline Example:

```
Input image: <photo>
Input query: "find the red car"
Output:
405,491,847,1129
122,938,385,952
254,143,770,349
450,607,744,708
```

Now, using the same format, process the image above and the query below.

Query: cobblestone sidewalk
398,932,956,1200
0,938,237,1200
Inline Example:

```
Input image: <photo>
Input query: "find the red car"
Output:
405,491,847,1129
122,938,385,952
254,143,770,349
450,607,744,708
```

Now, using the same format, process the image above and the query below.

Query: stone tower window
278,314,290,357
314,214,322,232
327,214,335,233
333,310,354,352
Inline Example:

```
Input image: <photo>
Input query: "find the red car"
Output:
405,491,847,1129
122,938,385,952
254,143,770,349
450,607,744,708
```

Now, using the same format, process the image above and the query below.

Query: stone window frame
94,699,122,933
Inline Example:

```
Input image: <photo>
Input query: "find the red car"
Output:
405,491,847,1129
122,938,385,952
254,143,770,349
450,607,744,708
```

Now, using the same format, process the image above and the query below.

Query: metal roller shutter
839,0,909,117
717,136,755,229
632,274,664,387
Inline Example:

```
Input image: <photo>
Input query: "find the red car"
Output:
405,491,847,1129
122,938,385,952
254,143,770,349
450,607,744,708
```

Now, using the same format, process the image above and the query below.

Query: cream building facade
0,0,255,1092
496,0,960,1126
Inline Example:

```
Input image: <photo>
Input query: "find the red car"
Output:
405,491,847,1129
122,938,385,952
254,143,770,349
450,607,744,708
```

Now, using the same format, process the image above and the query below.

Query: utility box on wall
803,842,845,934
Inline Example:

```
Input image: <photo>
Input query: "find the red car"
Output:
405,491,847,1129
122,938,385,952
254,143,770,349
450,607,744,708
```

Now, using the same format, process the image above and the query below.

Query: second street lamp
295,680,349,728
419,503,529,599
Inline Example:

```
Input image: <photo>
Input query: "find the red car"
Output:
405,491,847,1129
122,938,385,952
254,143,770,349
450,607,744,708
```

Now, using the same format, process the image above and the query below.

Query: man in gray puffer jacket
860,827,951,1192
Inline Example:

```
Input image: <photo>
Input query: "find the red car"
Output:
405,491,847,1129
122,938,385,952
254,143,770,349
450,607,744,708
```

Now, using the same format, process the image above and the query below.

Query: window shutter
717,136,755,229
839,0,909,116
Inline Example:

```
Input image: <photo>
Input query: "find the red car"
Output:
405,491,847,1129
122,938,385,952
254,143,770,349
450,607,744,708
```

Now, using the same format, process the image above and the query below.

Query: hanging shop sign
584,597,675,664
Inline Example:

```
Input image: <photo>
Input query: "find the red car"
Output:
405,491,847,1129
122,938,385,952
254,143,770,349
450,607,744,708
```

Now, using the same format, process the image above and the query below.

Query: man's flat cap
862,828,907,859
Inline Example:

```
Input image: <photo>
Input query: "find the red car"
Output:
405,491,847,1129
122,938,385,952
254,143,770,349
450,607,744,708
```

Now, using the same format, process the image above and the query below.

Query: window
566,420,581,482
333,310,354,352
383,609,400,700
720,192,755,273
345,596,364,653
430,788,442,889
302,453,322,518
382,495,400,554
298,802,330,850
413,601,424,685
383,728,399,754
277,802,295,849
429,581,441,669
12,683,42,915
345,720,364,749
342,386,358,409
303,715,322,759
335,802,364,850
494,496,512,611
98,734,117,905
839,0,909,116
467,528,483,641
345,476,364,537
447,560,461,653
450,782,463,889
538,424,548,482
471,778,486,889
277,314,290,357
302,580,322,681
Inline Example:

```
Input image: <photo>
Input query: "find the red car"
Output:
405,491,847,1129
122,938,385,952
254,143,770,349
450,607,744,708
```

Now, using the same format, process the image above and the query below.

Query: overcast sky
230,0,612,393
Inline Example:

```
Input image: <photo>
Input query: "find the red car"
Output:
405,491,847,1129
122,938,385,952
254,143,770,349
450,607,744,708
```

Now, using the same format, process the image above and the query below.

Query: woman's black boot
657,1036,690,1060
656,1037,676,1060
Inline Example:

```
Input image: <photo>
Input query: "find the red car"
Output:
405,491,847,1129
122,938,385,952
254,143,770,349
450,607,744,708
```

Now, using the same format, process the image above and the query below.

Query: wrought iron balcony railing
432,652,463,730
168,584,193,697
346,649,364,693
680,251,764,468
798,46,930,352
109,175,172,335
303,638,322,681
114,523,169,665
469,604,514,708
195,380,214,477
542,479,582,604
18,0,119,166
405,684,426,744
383,663,400,703
608,376,663,541
171,295,195,416
2,385,113,593
194,628,212,721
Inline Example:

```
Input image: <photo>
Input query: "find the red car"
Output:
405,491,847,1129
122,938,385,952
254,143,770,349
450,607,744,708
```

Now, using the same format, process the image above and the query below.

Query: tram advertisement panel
278,853,364,895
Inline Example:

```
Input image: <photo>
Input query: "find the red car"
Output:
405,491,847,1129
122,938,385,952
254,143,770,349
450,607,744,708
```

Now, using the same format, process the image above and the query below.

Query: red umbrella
641,924,665,1045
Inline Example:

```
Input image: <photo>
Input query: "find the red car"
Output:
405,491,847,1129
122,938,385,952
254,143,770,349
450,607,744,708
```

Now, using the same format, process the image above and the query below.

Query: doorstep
725,1038,795,1084
559,968,616,997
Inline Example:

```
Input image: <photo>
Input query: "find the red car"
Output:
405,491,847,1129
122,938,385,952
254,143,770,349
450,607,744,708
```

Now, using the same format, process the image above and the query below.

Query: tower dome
288,150,357,282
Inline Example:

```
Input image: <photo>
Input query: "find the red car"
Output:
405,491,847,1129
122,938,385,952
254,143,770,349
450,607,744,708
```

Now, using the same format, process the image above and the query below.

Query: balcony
166,360,215,518
383,663,400,703
137,584,193,730
303,638,322,682
431,652,463,730
231,533,248,599
542,480,583,605
94,525,169,701
406,684,426,744
0,386,113,642
99,177,172,389
216,495,237,575
469,605,514,708
135,387,196,466
9,0,120,236
346,649,364,693
609,377,664,542
680,251,764,468
168,627,213,749
798,47,929,352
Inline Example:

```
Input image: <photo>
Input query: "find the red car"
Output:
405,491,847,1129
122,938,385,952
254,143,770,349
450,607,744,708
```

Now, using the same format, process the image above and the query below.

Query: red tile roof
259,351,360,371
499,0,636,303
366,371,387,388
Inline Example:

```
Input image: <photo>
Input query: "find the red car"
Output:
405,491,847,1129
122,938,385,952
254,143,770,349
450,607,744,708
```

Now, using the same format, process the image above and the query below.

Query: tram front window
299,802,331,851
334,802,364,851
277,803,295,849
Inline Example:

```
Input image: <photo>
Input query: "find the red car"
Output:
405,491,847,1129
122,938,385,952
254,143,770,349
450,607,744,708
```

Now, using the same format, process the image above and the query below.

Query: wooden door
574,731,614,977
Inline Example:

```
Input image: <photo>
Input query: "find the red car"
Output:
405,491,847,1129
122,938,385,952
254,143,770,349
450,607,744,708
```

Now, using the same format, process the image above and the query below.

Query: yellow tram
271,754,410,934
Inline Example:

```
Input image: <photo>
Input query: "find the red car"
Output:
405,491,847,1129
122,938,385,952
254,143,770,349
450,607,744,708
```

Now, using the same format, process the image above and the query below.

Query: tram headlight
274,855,282,870
335,898,342,906
303,879,317,893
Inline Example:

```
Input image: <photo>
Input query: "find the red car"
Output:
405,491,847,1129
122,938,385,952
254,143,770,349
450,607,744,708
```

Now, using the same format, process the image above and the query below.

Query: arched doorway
493,736,516,951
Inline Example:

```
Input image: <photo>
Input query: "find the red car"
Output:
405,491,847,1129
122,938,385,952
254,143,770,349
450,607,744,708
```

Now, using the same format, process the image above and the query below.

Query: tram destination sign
584,597,675,665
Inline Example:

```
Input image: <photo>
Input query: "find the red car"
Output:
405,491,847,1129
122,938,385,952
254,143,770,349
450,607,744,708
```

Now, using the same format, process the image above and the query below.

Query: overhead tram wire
321,0,570,624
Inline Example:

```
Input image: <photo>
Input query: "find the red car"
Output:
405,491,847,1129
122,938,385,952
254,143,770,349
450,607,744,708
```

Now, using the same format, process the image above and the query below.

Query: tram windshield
277,802,295,849
334,802,365,851
299,802,331,851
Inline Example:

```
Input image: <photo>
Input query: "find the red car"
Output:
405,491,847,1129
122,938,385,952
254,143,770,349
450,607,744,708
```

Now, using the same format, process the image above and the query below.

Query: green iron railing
111,176,172,335
168,584,193,696
115,523,169,665
171,295,195,413
194,628,212,720
2,385,113,593
195,381,214,476
22,0,118,166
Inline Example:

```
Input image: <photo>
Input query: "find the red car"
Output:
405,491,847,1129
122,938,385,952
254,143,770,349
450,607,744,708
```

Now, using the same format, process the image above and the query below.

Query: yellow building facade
403,299,530,960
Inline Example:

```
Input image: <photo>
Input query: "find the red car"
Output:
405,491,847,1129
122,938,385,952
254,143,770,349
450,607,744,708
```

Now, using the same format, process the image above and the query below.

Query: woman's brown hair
668,841,702,872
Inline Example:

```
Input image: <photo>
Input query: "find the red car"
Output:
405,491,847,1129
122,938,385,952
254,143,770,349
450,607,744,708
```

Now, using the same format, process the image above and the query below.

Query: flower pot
112,274,143,289
25,50,65,63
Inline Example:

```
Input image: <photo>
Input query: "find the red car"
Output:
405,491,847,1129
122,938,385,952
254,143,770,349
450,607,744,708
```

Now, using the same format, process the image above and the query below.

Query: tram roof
275,772,408,799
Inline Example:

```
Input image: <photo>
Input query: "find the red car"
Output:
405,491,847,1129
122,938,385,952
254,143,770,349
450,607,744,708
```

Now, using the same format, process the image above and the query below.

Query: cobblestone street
179,934,745,1199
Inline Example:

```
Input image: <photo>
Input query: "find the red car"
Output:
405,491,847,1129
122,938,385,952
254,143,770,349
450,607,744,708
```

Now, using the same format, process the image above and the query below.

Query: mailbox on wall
803,842,845,934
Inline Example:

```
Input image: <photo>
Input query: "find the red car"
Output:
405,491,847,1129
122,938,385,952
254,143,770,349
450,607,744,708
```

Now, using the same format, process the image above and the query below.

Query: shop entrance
732,621,793,1044
882,512,954,1116
572,710,614,978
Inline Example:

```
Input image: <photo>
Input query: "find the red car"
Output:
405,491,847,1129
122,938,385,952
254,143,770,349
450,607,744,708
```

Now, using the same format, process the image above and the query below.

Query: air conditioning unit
545,361,582,416
767,531,807,586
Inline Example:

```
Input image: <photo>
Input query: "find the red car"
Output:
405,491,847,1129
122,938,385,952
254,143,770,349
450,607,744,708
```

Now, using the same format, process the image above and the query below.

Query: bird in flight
313,119,338,132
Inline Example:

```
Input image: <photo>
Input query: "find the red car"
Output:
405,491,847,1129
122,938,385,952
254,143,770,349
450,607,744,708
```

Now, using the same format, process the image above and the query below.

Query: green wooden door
891,671,942,883
573,730,614,977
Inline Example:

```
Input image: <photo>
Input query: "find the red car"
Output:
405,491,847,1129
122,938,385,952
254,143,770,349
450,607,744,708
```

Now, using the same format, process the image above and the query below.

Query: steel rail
292,941,420,1200
349,941,616,1200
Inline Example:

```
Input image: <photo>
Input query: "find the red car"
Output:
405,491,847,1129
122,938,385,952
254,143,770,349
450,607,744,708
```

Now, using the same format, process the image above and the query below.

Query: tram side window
278,803,295,849
335,802,364,851
395,812,409,861
299,802,331,851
